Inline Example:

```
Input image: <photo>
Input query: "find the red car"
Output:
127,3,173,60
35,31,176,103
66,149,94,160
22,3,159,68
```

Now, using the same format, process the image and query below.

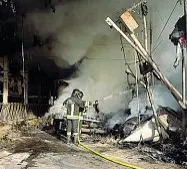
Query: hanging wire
155,7,165,25
152,0,180,52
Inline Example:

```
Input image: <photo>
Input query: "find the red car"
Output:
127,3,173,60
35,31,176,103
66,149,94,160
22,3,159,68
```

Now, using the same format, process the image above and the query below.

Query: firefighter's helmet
71,89,80,98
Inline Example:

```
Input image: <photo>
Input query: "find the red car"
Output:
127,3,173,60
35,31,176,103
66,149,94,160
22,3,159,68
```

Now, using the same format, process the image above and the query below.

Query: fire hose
77,113,145,169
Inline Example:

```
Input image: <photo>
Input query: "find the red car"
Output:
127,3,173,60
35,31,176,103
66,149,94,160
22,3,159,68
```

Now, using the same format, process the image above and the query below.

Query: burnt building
0,0,61,105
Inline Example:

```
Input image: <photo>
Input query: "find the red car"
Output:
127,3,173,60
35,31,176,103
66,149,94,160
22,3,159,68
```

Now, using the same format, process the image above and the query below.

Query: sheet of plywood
120,11,139,32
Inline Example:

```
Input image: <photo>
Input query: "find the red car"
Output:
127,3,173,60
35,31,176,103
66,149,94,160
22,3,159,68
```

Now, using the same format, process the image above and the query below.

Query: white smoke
24,0,136,117
129,84,180,118
105,109,130,129
49,76,133,117
23,0,185,124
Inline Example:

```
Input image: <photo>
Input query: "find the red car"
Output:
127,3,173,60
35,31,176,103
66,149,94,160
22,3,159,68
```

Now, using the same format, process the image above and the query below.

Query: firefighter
63,89,89,144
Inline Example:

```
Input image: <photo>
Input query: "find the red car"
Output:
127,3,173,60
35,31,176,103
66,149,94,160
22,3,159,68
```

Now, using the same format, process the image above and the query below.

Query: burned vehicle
105,106,182,143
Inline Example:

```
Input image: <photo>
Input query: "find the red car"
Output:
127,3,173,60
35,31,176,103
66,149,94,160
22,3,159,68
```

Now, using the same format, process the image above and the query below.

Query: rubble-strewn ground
0,122,186,169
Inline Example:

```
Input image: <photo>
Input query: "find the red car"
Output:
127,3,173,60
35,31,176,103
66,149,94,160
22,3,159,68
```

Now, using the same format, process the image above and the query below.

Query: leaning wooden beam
143,15,148,52
105,17,186,109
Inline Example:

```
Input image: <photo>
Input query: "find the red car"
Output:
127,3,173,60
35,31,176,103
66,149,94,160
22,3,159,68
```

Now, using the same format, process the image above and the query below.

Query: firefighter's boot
74,135,78,145
67,135,71,144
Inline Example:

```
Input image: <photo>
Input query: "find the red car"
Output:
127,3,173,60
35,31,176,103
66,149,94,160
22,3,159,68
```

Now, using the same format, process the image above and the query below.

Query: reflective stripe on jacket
66,115,83,120
64,96,86,117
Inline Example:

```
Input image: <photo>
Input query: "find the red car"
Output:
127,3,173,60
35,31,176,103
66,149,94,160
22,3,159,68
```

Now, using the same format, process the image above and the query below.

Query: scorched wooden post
3,55,8,104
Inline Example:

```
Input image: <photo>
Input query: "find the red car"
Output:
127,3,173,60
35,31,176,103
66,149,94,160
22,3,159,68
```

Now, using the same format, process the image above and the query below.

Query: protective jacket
63,96,87,120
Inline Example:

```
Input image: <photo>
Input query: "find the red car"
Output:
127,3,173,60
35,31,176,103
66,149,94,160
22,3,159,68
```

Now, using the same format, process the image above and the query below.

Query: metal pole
150,14,155,85
141,5,162,138
182,47,185,105
149,3,152,55
182,45,186,142
182,0,187,143
183,0,187,104
141,9,162,137
105,17,186,109
143,16,148,52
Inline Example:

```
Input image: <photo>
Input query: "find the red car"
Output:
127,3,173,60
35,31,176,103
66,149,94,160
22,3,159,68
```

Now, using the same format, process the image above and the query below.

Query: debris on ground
0,120,185,169
0,105,186,169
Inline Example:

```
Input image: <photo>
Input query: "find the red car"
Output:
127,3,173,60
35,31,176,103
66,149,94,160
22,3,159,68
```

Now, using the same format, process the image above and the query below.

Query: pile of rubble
101,106,187,166
105,107,182,142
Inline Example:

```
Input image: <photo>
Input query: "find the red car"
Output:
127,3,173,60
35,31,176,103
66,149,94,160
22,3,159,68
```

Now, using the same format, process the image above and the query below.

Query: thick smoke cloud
24,0,136,114
23,0,186,121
